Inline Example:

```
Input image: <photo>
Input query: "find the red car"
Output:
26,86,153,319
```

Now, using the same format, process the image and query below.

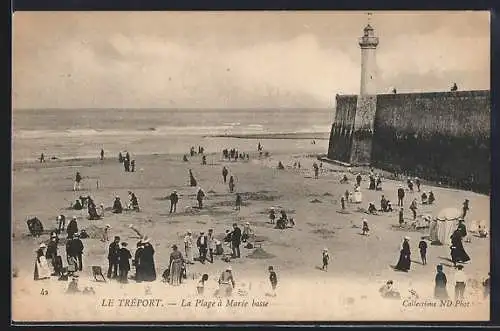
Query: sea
12,108,333,162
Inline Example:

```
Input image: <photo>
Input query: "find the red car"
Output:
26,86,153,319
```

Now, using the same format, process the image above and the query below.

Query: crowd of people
26,146,489,303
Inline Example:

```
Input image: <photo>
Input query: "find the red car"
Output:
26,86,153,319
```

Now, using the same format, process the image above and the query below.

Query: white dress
35,255,51,280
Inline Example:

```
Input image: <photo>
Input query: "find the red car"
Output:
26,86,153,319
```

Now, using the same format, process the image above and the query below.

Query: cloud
12,12,490,109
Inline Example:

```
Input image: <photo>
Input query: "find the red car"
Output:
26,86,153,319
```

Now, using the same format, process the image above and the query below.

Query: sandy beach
11,145,490,322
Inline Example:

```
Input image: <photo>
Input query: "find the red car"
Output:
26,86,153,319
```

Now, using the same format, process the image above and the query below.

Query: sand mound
247,247,275,259
323,192,332,196
242,192,282,201
311,228,335,238
85,224,106,239
310,199,322,203
207,190,216,194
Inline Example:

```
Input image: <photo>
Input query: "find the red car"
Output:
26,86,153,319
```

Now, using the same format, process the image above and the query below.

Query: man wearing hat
169,190,179,214
118,242,132,283
46,234,59,271
218,266,235,297
70,232,84,271
196,231,208,264
231,223,242,258
397,185,405,207
107,236,121,279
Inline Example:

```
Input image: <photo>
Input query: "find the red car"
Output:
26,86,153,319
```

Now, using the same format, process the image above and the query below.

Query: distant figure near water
100,149,104,161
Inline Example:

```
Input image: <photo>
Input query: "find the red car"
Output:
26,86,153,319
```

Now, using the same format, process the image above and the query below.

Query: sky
12,11,490,109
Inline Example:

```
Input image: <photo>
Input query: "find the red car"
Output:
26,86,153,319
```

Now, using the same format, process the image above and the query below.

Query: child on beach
322,248,329,271
362,219,370,235
418,237,428,265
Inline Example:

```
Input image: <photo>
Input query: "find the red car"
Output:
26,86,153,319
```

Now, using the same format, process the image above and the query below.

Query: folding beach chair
91,266,106,282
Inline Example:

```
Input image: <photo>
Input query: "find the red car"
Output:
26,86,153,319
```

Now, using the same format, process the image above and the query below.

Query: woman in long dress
34,243,51,280
434,264,449,299
450,229,470,266
394,237,411,272
140,239,157,281
169,245,184,286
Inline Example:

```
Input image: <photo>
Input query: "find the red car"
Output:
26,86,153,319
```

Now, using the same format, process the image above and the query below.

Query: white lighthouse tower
358,15,379,95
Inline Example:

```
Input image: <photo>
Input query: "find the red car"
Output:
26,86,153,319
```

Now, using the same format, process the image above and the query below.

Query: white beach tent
429,207,461,245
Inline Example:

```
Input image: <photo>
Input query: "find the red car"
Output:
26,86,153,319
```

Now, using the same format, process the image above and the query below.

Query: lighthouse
359,19,379,95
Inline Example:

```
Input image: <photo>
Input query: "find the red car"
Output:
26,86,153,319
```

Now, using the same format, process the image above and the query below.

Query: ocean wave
13,124,330,140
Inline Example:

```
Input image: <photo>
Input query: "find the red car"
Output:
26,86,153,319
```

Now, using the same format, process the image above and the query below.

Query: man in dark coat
169,190,179,214
222,166,229,183
197,232,208,264
107,236,120,279
100,149,104,160
197,188,205,209
45,236,59,271
140,239,157,281
67,216,78,238
112,196,123,213
231,223,242,258
71,233,84,271
118,242,132,283
356,174,362,186
397,185,405,207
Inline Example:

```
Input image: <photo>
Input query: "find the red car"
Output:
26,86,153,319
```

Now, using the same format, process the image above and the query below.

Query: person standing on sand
313,162,319,179
410,198,418,221
118,242,132,283
461,199,470,219
434,264,449,299
100,149,104,161
268,266,278,296
397,185,405,207
415,177,421,192
184,230,195,264
74,171,82,191
231,223,242,258
235,193,242,211
394,236,411,272
168,245,185,286
56,215,66,234
107,236,120,279
34,244,51,280
196,187,205,209
40,153,45,163
67,216,78,238
140,238,157,282
207,229,215,263
218,266,235,297
133,241,144,281
119,152,124,163
169,190,179,213
454,265,467,300
222,166,228,183
418,237,428,265
71,233,84,271
197,231,208,264
398,208,405,227
228,176,235,193
322,248,329,271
